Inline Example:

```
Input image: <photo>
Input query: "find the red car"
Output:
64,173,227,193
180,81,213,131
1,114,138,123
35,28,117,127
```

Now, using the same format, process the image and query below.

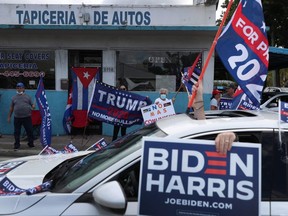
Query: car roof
156,110,287,137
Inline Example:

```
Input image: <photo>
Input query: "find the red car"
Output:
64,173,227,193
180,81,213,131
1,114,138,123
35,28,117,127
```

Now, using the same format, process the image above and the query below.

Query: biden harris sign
138,137,261,216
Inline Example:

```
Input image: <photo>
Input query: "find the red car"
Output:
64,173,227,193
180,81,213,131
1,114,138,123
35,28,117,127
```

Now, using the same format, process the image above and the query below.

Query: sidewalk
0,134,113,158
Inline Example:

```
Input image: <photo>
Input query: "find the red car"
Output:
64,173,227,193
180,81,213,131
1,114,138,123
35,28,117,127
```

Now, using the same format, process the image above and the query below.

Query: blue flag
216,0,269,109
35,76,52,147
88,81,152,127
280,101,288,123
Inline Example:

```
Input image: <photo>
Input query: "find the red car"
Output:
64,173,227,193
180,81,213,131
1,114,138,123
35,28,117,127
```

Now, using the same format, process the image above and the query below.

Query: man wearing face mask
155,88,169,105
7,82,35,150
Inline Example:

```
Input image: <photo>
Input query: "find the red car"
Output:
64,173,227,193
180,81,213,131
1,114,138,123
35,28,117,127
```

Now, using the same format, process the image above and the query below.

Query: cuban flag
182,54,202,95
280,101,288,123
35,76,52,147
72,67,99,110
216,0,269,109
62,87,73,134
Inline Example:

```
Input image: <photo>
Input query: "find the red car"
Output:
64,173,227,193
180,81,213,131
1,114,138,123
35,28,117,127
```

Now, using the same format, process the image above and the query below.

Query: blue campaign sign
139,137,261,216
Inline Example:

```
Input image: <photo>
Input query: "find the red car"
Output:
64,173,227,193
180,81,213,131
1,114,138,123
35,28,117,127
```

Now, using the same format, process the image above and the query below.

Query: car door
190,129,288,216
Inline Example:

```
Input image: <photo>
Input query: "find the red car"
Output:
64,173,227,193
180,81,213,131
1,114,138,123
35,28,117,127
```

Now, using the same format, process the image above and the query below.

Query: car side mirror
93,181,127,210
267,103,278,108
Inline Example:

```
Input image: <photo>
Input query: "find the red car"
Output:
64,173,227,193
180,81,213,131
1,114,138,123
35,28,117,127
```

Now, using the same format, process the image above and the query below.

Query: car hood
0,151,92,189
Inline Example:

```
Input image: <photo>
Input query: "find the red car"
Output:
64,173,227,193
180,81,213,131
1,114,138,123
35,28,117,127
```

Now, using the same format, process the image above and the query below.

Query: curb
0,134,113,158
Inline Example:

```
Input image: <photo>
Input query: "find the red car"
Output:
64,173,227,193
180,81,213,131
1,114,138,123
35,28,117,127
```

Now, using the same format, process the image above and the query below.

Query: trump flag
72,67,99,110
88,81,152,127
216,0,269,109
35,76,52,147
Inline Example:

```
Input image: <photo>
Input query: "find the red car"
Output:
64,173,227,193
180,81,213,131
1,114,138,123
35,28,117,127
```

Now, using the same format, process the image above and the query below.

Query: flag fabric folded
63,87,73,134
216,0,269,109
86,137,108,151
40,146,60,155
0,177,25,196
231,87,259,110
62,142,79,153
26,180,53,195
35,76,52,146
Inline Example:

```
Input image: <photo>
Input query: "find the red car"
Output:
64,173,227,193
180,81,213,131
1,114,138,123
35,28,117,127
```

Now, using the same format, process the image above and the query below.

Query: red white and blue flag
280,101,288,123
62,87,73,134
231,87,259,110
86,137,108,151
216,0,269,109
35,76,52,146
72,67,99,110
62,142,78,153
182,54,202,95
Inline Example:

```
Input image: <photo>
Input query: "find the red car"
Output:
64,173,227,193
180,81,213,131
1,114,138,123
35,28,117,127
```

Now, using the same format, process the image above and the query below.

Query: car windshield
51,124,164,192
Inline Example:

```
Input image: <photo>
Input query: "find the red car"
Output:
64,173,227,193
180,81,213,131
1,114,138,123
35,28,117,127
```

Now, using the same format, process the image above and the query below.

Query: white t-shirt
210,98,219,109
155,98,168,105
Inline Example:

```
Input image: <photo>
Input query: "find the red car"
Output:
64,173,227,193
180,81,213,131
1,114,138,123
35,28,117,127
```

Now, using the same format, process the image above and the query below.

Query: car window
50,125,162,193
270,131,288,200
267,95,288,108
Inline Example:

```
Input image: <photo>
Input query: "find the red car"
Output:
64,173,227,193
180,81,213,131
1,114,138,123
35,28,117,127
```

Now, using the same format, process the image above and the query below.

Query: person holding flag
7,82,35,150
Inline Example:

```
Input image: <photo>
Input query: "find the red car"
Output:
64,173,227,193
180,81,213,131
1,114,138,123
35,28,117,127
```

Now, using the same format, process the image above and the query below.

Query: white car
0,110,287,216
260,93,288,111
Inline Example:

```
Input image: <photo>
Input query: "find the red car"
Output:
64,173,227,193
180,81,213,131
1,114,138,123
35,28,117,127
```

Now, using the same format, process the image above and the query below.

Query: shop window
0,50,55,89
116,51,201,91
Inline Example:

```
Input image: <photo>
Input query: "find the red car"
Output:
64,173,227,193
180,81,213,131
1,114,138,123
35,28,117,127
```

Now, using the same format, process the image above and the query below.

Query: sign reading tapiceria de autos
139,137,261,216
0,4,215,26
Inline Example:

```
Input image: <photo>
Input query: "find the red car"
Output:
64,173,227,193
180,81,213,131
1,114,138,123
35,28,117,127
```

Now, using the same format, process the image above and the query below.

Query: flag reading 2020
88,81,152,127
216,0,269,109
35,76,52,146
139,137,261,216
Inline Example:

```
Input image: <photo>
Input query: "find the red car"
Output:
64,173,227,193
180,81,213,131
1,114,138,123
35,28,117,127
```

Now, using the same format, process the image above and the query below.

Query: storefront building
0,0,218,136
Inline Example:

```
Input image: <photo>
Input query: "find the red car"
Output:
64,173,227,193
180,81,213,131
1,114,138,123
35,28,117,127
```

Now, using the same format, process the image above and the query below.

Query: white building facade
0,0,218,136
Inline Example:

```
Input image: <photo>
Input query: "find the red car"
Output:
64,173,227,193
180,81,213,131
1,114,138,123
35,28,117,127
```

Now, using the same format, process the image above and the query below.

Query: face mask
17,91,24,95
160,94,166,100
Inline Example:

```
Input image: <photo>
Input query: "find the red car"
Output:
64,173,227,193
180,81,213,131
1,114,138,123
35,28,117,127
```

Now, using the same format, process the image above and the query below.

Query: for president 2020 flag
216,0,269,108
88,81,152,127
35,76,52,147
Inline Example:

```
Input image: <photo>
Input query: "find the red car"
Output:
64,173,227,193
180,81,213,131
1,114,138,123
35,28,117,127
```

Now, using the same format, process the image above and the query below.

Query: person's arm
191,82,205,120
7,104,14,123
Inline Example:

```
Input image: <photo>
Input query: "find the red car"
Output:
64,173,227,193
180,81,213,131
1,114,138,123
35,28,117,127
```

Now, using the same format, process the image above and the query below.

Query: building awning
268,47,288,70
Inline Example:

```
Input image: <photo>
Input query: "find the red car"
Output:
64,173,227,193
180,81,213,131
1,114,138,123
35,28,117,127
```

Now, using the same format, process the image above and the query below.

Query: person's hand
7,116,11,123
192,81,203,103
215,132,236,154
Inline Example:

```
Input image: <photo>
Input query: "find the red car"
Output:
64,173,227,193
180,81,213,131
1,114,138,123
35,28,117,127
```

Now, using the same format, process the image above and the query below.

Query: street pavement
0,134,112,158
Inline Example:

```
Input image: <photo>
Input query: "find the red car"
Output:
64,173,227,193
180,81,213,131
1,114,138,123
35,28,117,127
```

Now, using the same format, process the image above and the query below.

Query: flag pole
188,0,235,108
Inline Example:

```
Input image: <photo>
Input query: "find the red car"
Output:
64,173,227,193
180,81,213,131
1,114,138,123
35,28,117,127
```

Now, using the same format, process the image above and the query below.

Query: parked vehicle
260,93,288,111
0,110,287,215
